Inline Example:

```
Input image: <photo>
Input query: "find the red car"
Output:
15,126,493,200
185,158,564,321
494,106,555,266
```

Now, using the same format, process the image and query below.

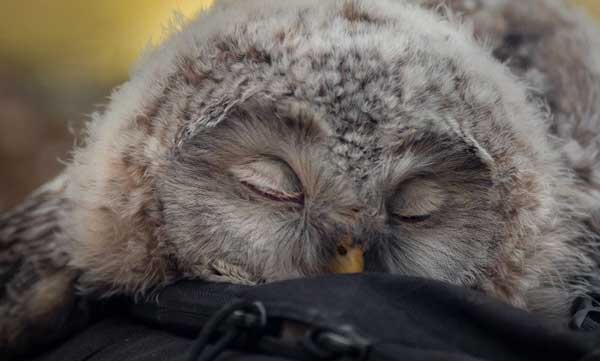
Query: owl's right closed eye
3,0,600,352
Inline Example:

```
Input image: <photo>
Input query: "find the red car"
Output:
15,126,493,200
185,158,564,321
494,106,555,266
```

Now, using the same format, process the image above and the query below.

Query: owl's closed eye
389,178,446,223
230,157,304,204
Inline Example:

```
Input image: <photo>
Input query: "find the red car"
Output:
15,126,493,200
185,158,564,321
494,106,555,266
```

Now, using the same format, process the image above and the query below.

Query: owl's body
2,0,600,354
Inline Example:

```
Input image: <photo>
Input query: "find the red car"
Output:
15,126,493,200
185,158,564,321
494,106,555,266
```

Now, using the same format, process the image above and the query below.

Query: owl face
161,95,501,286
67,0,568,307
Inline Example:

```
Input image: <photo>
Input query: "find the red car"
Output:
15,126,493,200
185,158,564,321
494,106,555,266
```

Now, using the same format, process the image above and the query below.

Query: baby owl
2,0,600,353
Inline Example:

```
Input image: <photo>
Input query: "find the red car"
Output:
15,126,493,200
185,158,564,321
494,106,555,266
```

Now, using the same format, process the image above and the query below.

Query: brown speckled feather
0,177,87,357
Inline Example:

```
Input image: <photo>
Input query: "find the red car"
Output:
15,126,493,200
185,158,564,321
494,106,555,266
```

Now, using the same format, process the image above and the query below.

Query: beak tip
331,246,365,274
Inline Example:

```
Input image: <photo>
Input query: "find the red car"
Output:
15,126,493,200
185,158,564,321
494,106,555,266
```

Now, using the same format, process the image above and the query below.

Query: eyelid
396,214,431,223
240,179,304,204
390,178,445,220
230,157,304,204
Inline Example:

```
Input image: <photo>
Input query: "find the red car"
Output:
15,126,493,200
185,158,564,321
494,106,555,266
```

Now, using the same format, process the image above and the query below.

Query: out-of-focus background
0,1,213,210
0,0,598,210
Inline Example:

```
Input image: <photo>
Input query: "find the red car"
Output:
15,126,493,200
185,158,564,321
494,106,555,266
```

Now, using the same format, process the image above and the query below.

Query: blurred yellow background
0,1,213,85
0,0,598,210
0,1,213,209
574,0,600,17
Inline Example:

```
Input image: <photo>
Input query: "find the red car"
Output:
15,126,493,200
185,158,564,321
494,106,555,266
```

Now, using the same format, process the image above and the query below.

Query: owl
2,0,600,354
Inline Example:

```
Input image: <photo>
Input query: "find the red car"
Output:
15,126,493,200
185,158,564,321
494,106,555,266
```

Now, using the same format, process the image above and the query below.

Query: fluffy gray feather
2,0,600,354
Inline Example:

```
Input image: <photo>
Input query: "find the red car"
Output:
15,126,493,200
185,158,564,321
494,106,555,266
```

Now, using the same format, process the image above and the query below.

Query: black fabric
32,274,600,361
572,296,600,331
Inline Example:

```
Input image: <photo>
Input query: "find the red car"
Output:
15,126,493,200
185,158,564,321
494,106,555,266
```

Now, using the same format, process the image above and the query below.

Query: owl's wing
0,175,88,358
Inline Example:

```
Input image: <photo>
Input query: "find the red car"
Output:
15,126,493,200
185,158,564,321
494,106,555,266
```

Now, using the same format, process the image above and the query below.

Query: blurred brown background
0,0,598,211
0,1,213,210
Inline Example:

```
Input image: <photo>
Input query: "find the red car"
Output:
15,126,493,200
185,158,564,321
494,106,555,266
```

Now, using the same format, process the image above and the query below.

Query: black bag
34,274,600,361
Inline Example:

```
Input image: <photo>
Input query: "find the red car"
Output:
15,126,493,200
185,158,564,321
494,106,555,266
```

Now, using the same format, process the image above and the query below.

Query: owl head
63,0,592,314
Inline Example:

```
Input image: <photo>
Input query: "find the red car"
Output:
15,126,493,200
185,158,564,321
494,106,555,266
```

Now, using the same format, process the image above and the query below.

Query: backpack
34,274,600,361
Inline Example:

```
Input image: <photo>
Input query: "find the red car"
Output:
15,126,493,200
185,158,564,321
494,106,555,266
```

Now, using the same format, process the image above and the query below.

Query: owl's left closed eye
230,157,304,204
389,178,446,223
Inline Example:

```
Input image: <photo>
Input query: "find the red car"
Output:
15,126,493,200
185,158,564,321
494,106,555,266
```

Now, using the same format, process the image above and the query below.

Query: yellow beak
330,239,365,274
